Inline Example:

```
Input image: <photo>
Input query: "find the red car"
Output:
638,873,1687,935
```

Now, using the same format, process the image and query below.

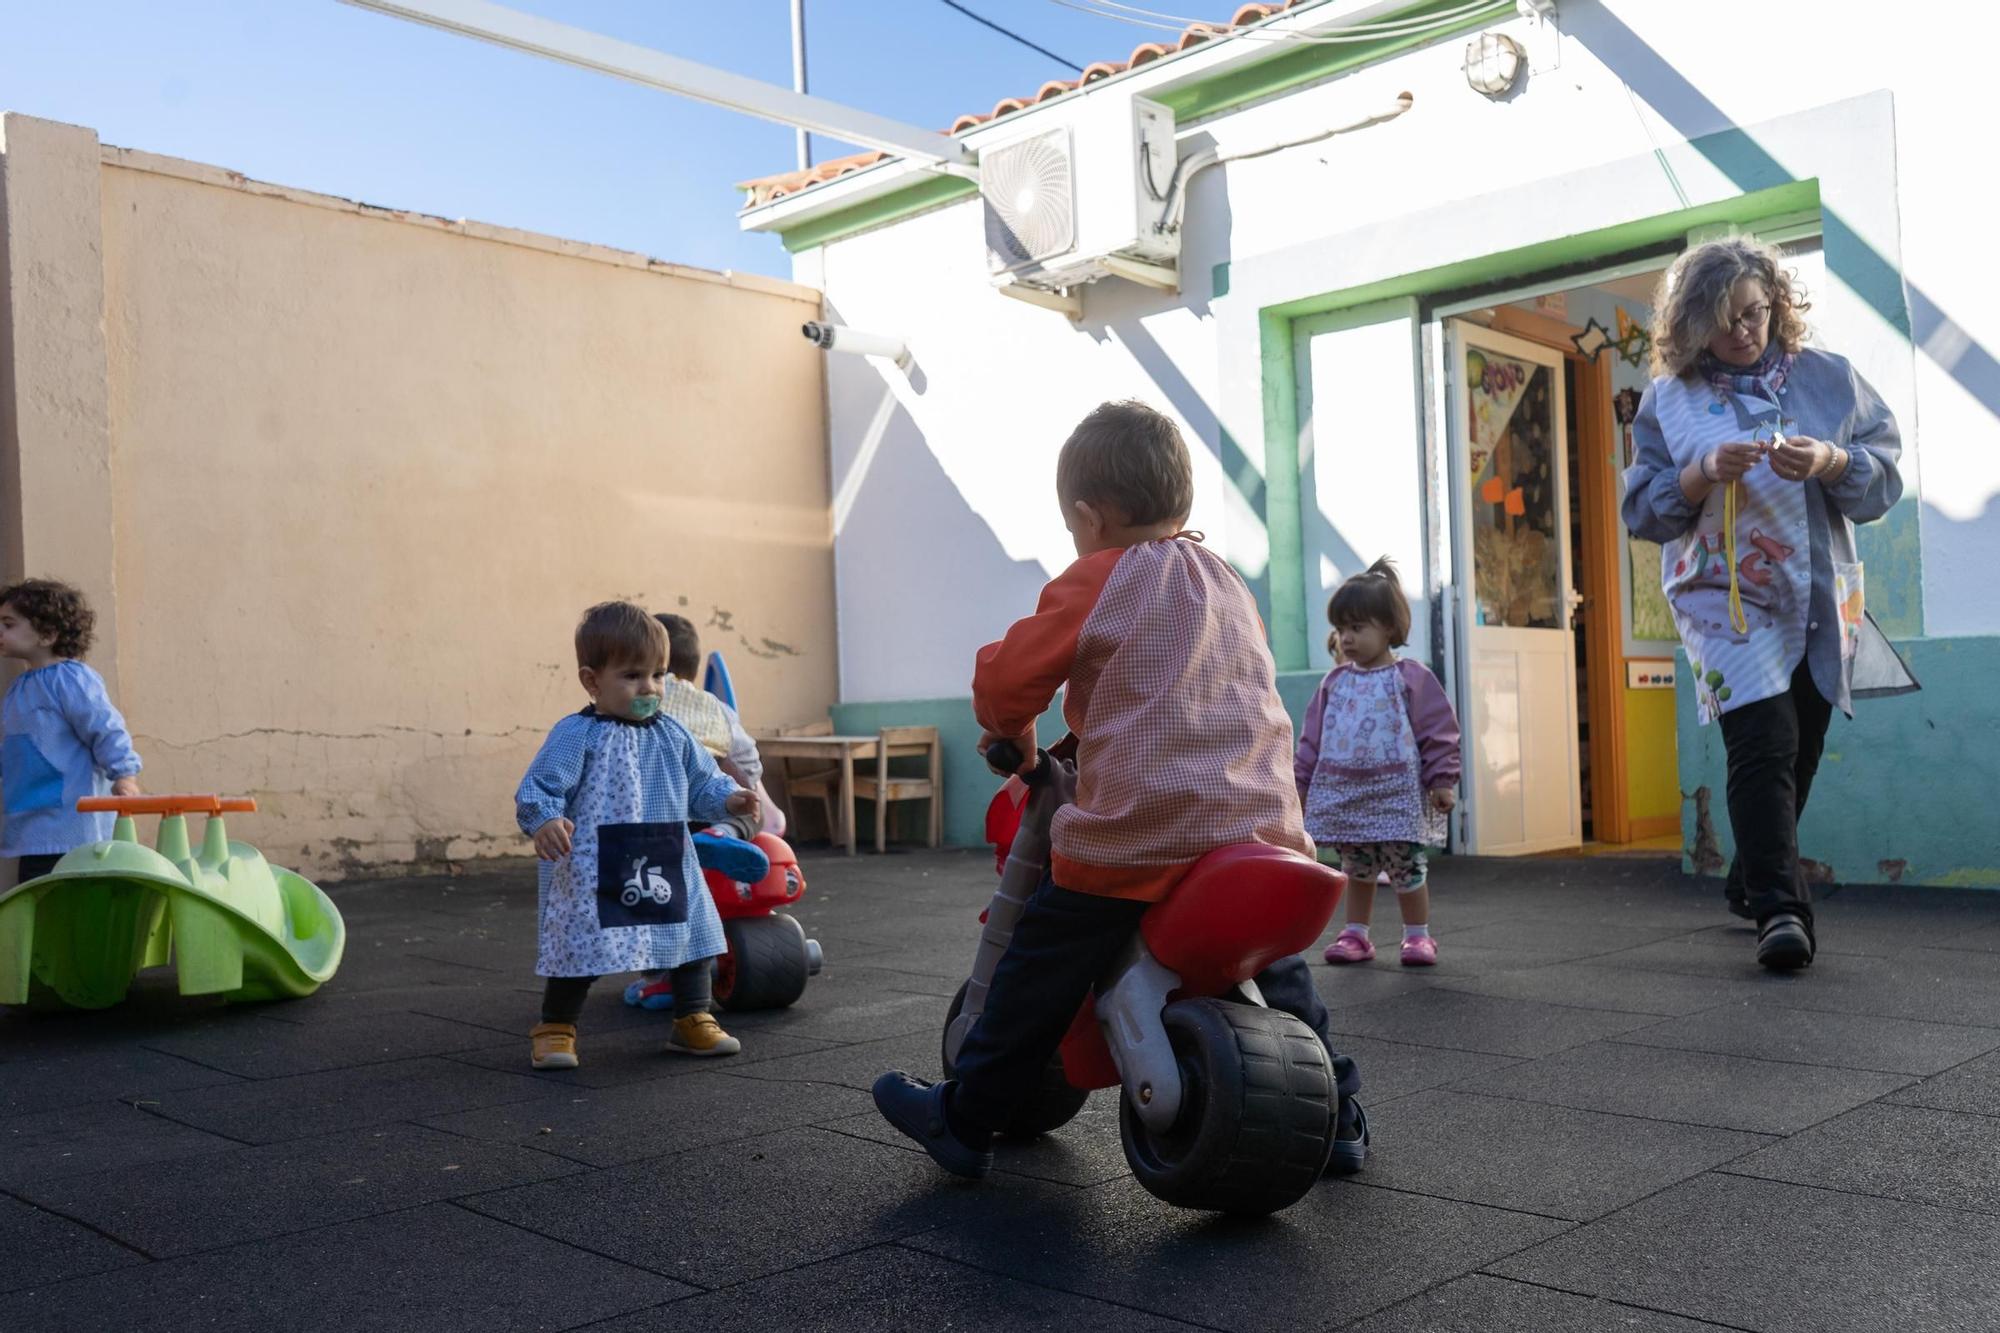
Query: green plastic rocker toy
0,795,345,1010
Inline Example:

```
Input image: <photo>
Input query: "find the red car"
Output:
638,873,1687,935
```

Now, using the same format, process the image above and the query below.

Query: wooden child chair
774,719,842,847
858,725,942,853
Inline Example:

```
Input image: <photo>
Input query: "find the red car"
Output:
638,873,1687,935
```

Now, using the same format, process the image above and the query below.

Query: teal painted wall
839,636,2000,894
1676,636,2000,888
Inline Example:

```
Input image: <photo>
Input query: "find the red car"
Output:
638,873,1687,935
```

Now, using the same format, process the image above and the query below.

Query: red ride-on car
708,831,822,1011
944,742,1348,1216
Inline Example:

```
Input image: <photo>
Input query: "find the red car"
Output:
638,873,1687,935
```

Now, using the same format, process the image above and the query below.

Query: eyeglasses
1726,303,1772,332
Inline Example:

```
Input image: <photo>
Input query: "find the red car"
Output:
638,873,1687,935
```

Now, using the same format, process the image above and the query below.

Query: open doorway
1307,224,1822,857
1451,263,1682,853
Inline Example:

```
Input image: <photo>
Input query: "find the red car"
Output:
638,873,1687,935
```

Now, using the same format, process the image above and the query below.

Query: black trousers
14,854,60,886
1719,658,1834,931
950,875,1360,1133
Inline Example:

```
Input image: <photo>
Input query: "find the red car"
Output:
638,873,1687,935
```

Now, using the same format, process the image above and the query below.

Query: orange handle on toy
76,795,258,816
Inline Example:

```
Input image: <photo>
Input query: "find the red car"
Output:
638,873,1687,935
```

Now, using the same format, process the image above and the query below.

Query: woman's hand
725,787,760,820
1679,440,1763,503
1428,786,1457,813
1769,434,1834,482
1708,441,1767,482
110,776,142,798
532,817,574,861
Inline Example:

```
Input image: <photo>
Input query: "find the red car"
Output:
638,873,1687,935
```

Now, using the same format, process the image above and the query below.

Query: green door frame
1257,179,1823,671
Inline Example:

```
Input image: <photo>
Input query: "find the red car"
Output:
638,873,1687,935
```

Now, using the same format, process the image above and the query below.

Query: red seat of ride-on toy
1056,844,1346,1090
1141,845,1345,995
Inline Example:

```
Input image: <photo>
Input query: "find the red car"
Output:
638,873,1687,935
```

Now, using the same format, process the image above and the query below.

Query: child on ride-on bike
873,400,1367,1180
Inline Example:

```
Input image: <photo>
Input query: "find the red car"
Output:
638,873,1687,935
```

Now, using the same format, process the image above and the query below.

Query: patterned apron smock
1650,373,1864,724
1303,662,1447,847
531,713,728,978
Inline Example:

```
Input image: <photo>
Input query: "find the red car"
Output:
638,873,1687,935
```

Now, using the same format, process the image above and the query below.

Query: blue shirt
1,660,143,857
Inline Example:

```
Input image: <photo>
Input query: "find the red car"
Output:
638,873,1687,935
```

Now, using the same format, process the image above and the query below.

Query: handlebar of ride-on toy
77,795,259,816
983,741,1053,785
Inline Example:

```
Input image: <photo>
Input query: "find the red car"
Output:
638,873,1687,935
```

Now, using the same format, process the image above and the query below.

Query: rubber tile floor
5,849,2000,1332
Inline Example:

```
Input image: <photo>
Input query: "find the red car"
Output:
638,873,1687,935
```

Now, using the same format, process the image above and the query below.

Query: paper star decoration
1613,306,1653,368
1571,317,1612,361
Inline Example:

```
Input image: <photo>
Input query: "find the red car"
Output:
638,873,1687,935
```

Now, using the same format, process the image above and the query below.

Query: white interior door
1445,321,1582,855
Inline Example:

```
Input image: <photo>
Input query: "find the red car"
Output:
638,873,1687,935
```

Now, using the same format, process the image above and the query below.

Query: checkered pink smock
1051,538,1310,897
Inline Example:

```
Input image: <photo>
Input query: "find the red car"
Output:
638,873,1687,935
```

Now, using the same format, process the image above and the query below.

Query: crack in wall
134,724,547,750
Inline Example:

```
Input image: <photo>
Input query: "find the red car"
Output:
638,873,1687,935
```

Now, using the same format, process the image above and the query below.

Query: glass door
1446,321,1583,854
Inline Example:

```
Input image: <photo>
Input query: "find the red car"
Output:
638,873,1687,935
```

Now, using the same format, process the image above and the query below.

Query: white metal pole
791,0,810,172
340,0,973,168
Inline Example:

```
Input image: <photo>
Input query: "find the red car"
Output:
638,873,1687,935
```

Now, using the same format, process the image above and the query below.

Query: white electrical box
1627,660,1676,689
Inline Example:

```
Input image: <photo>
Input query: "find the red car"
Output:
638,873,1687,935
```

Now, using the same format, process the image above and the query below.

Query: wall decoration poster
1466,346,1560,628
1628,535,1676,642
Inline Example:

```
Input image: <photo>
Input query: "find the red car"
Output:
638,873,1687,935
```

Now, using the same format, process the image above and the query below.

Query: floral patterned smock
1622,347,1902,722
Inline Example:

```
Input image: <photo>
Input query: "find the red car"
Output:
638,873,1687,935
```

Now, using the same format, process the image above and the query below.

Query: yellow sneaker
530,1022,579,1070
667,1012,742,1057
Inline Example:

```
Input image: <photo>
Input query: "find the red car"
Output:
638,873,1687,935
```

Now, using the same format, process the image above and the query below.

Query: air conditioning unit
981,94,1179,298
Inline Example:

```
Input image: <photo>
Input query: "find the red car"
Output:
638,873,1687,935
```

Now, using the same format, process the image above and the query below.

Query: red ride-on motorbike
943,742,1350,1216
708,832,823,1011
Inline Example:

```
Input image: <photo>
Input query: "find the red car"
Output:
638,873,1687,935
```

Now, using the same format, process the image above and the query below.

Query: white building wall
801,0,2000,705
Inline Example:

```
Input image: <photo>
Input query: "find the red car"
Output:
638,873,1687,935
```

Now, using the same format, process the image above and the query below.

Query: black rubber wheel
942,980,1089,1140
1119,997,1336,1216
715,913,811,1012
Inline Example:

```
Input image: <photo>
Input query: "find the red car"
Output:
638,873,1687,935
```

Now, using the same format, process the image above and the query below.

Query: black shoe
1325,1098,1369,1176
1757,913,1814,971
871,1072,993,1179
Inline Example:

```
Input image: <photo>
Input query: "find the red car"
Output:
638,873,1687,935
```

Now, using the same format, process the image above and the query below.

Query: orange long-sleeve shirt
972,536,1309,901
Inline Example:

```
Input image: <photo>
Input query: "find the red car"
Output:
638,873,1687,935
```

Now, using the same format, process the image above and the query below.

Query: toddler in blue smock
1,580,143,886
516,600,761,1071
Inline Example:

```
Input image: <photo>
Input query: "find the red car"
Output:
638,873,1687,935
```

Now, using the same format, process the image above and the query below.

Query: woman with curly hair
0,578,142,884
1622,236,1902,970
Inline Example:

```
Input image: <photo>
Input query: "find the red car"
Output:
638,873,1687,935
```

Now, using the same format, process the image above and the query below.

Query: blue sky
0,0,1183,278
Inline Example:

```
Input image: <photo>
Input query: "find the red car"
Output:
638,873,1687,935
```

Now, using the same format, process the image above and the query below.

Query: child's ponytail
1364,556,1401,587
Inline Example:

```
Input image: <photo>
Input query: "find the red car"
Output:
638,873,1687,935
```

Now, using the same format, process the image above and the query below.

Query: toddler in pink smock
1294,558,1461,967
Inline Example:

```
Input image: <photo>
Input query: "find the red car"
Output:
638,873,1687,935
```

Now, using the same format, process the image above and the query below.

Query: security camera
801,321,910,367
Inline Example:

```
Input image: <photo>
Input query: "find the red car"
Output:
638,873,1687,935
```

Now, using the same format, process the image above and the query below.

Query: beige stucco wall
2,113,834,880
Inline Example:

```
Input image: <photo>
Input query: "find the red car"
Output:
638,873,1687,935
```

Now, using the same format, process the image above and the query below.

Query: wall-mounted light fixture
1463,31,1527,97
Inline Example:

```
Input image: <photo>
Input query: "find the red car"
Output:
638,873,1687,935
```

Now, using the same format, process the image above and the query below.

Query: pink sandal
1400,934,1438,967
1324,928,1376,964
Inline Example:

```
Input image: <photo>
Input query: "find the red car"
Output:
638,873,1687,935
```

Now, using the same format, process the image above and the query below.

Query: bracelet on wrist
1699,453,1718,483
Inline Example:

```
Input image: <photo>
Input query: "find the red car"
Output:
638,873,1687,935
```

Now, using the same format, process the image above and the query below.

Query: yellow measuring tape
1724,480,1747,634
1722,427,1780,636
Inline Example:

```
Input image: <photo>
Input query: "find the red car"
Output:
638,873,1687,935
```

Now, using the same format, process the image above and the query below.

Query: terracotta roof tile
736,0,1314,209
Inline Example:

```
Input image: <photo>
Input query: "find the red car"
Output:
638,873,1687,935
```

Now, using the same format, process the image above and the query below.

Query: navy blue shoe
1757,912,1814,971
871,1072,993,1180
693,831,770,884
1326,1098,1369,1176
